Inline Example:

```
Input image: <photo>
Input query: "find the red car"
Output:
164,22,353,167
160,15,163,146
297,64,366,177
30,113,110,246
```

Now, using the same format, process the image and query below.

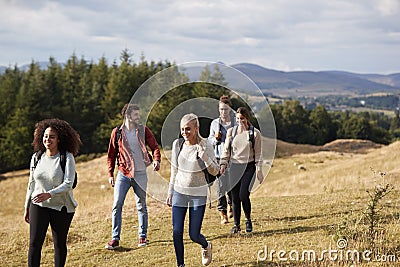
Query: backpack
114,125,152,166
115,125,123,166
33,150,78,189
217,117,235,140
176,138,217,185
230,125,255,161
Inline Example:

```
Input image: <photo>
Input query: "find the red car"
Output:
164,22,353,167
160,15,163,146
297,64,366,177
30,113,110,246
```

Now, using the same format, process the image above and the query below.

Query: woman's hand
166,195,172,207
220,164,227,176
32,192,51,203
24,208,30,223
197,145,208,162
257,169,264,183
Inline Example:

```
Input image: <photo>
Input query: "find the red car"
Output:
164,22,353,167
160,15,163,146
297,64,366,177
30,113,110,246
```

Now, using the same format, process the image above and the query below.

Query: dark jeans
172,191,208,266
230,162,256,226
28,204,74,267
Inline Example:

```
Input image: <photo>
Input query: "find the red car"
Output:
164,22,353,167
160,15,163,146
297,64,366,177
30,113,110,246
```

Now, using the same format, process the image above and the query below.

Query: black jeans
230,162,256,226
28,204,74,267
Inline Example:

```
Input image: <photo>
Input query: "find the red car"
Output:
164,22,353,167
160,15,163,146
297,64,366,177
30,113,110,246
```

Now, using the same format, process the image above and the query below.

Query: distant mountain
2,61,399,97
0,61,52,74
324,71,400,88
231,63,400,97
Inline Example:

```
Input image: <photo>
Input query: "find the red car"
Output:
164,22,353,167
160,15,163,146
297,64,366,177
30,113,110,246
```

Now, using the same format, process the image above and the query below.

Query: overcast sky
0,0,399,74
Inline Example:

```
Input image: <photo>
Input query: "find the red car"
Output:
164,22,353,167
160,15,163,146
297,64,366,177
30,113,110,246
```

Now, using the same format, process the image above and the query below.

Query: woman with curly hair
24,118,82,267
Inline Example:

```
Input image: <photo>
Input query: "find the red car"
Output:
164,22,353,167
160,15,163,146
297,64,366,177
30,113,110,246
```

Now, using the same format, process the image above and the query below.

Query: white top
220,126,263,166
24,151,77,213
168,139,219,197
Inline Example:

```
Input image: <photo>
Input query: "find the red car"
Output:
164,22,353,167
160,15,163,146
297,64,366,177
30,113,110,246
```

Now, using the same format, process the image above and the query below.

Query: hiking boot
228,204,233,218
220,211,229,224
230,225,241,236
105,239,119,250
138,237,149,247
201,241,212,266
246,219,253,233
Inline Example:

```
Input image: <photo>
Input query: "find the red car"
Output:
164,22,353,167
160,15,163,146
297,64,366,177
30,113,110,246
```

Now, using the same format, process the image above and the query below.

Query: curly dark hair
32,118,82,156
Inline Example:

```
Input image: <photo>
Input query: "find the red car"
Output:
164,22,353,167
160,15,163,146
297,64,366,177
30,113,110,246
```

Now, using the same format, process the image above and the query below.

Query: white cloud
373,0,400,16
0,0,399,73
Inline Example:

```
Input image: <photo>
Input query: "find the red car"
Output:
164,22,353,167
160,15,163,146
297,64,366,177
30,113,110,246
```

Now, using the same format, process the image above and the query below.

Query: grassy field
1,139,400,266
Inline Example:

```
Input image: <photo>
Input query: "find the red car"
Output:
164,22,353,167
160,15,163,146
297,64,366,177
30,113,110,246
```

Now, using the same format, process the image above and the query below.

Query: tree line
1,50,399,173
0,51,232,172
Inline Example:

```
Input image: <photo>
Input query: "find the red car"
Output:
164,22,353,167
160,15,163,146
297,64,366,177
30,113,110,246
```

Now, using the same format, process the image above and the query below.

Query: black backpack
177,138,217,185
33,150,78,189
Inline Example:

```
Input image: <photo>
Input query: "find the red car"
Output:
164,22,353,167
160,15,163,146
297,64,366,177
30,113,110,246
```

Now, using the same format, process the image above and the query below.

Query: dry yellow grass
255,140,400,197
1,139,399,266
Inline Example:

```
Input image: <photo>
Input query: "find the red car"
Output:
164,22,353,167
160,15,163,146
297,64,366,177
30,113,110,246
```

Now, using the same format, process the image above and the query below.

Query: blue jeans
111,171,148,240
172,191,208,266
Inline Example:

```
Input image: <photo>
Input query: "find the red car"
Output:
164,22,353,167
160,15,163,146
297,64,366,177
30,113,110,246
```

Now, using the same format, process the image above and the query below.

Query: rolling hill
232,63,400,97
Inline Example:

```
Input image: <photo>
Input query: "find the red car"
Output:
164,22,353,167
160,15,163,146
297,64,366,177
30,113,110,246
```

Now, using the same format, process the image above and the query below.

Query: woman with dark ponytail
219,107,264,235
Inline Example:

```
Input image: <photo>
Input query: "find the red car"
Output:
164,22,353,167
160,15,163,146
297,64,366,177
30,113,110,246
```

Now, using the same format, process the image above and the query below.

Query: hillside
255,139,399,197
232,63,400,97
1,139,400,266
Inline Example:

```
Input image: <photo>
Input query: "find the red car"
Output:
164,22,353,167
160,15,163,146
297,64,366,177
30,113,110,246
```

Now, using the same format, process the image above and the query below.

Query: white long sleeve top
168,138,219,197
24,151,77,213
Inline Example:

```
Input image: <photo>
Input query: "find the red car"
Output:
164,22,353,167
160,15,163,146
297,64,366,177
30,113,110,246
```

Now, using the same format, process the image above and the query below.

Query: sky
0,0,399,74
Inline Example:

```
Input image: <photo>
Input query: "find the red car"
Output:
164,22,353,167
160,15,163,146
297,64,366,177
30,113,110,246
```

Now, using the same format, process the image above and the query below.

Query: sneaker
105,239,119,250
138,237,149,247
230,225,241,236
246,219,253,233
220,211,229,224
228,204,233,218
201,241,212,266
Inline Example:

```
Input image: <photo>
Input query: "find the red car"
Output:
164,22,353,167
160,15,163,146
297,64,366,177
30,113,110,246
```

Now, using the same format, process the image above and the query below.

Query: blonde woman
166,113,219,267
